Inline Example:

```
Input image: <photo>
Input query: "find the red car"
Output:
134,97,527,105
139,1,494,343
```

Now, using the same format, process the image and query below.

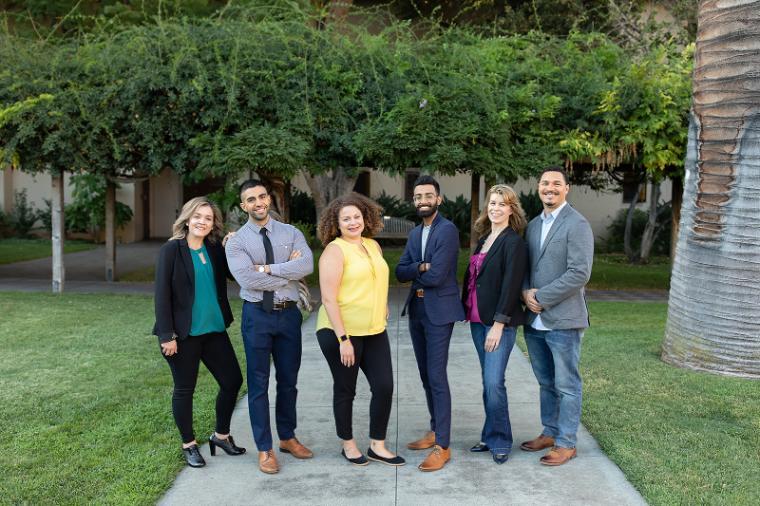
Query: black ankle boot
182,444,206,467
209,434,246,456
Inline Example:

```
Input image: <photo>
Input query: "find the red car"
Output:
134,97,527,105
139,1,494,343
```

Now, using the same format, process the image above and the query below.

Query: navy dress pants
241,302,303,451
408,296,454,448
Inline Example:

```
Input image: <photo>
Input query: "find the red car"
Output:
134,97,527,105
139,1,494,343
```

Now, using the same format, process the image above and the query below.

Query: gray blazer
524,204,594,330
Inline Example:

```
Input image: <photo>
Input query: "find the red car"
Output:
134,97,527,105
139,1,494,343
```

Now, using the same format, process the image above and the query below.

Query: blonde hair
473,184,527,238
169,197,224,243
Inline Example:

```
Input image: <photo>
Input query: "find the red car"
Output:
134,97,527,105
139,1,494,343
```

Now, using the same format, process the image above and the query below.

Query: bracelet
337,334,350,344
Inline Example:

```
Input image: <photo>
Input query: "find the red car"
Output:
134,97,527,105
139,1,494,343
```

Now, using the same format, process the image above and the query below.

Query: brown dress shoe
418,445,451,472
407,431,436,450
520,434,555,452
258,449,279,474
540,446,577,466
279,437,314,459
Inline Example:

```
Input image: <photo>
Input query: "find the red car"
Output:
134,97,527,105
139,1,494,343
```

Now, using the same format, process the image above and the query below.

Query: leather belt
252,300,298,310
415,289,425,298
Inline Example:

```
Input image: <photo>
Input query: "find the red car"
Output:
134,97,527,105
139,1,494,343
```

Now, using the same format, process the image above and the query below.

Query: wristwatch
258,265,266,273
337,334,350,343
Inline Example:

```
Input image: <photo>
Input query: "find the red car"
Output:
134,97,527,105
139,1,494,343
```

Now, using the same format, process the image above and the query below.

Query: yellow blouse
316,237,389,336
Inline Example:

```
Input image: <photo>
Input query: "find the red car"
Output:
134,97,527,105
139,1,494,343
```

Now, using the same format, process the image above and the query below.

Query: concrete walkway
159,287,646,506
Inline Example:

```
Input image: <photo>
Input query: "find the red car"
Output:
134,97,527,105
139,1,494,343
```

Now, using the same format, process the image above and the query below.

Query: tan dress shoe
520,434,555,452
540,446,577,466
418,445,450,472
407,431,436,450
279,437,313,459
258,449,279,474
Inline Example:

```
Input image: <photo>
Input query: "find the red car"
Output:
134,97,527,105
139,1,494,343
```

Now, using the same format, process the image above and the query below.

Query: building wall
149,168,183,239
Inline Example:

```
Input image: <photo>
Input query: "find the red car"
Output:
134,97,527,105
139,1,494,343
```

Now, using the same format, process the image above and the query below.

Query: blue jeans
241,302,303,451
524,326,583,449
470,323,516,454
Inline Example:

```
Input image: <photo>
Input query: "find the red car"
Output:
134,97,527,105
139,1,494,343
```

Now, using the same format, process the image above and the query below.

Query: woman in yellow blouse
316,193,405,467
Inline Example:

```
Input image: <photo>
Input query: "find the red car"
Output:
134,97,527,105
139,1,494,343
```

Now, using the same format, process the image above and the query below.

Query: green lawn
0,238,97,264
3,294,757,504
0,293,246,505
570,302,759,505
124,248,671,291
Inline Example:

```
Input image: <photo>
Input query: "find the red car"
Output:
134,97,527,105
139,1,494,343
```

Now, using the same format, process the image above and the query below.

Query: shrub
439,194,471,246
519,190,543,221
605,204,671,256
374,191,416,221
290,189,317,226
61,175,133,238
0,209,12,238
9,189,38,238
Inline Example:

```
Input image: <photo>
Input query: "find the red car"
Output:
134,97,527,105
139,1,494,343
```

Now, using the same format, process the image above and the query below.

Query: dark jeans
241,302,303,451
163,331,243,444
409,296,454,448
316,328,394,441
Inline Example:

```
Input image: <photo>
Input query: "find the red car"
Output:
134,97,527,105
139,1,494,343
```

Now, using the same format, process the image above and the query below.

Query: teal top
189,244,226,336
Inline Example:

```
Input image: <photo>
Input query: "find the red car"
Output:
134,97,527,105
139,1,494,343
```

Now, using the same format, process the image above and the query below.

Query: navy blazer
153,238,234,343
395,213,465,324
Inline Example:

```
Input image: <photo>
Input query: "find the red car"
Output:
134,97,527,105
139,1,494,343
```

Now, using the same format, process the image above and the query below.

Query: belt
415,289,425,298
252,300,298,310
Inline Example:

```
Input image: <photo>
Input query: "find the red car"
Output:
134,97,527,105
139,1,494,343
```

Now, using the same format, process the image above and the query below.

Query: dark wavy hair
317,193,385,246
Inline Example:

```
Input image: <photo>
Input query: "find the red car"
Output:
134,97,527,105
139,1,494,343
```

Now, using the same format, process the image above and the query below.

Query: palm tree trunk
662,0,760,378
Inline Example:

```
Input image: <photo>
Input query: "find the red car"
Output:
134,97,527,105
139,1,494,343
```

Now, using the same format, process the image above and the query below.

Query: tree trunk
670,175,683,260
623,181,642,262
105,180,116,282
51,172,65,293
470,172,480,251
639,181,660,263
302,168,357,228
662,0,760,378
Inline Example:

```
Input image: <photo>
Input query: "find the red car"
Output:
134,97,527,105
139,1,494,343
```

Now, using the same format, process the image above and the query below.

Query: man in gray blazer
521,167,593,466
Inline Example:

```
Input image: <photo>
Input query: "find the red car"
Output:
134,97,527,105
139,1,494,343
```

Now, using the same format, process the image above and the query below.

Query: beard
416,203,438,218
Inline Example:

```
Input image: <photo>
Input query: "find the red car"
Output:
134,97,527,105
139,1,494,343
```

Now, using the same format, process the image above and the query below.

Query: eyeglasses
412,193,437,202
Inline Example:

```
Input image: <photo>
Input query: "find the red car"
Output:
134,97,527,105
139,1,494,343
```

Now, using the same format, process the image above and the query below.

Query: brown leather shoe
279,437,314,459
407,431,436,450
540,446,577,466
418,445,451,472
520,434,555,452
258,449,279,474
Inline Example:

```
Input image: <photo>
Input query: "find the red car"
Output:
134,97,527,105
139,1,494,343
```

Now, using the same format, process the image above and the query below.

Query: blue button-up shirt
225,218,314,303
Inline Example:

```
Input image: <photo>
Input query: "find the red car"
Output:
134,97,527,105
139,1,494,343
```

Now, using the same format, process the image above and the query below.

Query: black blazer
153,238,234,343
461,228,528,327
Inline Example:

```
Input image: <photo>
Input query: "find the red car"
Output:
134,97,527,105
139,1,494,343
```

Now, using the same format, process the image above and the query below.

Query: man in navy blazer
396,175,465,472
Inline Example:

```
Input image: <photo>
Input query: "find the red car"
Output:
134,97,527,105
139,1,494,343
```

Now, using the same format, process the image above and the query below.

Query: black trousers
163,331,243,444
317,328,394,441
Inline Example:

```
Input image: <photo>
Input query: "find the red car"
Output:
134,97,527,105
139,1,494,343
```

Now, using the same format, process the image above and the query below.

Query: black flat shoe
367,448,406,466
470,442,490,453
492,452,509,465
209,434,246,456
341,448,369,466
182,444,206,468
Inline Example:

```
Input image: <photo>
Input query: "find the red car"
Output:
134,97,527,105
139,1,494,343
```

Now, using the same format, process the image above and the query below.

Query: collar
249,217,276,234
541,201,568,223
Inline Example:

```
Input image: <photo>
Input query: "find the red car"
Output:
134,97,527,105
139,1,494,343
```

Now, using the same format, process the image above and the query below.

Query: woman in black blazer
461,184,528,465
154,196,245,468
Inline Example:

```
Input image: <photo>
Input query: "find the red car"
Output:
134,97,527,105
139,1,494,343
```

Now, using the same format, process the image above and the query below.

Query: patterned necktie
260,228,274,313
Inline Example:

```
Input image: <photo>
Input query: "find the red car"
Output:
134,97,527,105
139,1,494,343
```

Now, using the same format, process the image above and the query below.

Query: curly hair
473,184,528,239
317,193,385,246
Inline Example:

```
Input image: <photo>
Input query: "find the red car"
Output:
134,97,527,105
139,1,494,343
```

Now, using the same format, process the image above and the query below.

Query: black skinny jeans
163,331,243,444
316,328,394,441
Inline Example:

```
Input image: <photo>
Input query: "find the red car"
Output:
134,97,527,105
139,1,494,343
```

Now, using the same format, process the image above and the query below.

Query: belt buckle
415,289,424,298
